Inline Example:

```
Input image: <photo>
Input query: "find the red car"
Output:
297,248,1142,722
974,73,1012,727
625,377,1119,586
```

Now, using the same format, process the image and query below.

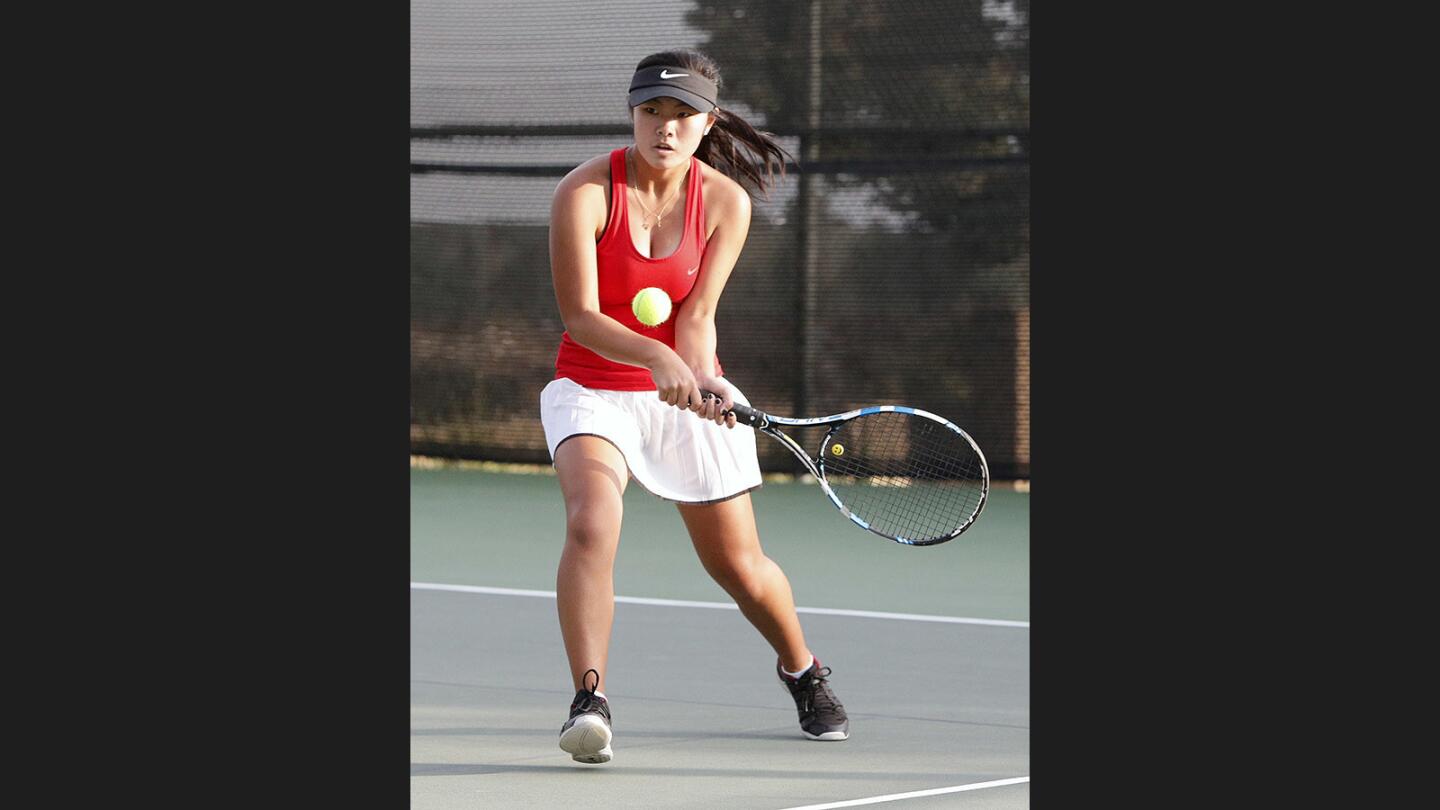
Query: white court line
410,582,1029,628
776,777,1030,810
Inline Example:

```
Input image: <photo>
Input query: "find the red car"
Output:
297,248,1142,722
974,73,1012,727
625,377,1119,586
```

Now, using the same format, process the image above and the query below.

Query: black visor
627,65,718,112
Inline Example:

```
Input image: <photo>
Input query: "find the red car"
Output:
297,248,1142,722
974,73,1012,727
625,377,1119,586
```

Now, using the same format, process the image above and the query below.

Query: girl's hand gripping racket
702,391,989,546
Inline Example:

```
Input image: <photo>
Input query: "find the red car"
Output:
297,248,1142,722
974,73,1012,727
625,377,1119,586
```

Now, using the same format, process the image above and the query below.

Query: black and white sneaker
559,668,612,764
779,657,850,741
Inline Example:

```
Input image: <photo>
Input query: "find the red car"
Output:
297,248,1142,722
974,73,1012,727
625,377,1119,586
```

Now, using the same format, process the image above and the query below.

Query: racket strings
822,413,985,542
836,452,982,540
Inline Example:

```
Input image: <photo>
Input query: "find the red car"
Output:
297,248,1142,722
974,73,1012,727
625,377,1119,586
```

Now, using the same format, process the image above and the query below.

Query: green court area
410,467,1028,622
411,466,1029,808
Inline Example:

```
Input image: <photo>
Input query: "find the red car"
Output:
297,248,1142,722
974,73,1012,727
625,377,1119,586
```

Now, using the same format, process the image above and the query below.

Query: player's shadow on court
411,726,795,740
411,762,971,781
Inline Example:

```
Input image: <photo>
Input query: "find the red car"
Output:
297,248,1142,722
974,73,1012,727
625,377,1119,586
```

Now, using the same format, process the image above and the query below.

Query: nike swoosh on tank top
554,147,723,390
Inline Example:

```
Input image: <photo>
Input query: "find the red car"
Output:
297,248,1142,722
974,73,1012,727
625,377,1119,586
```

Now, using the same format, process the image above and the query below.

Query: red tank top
554,147,723,390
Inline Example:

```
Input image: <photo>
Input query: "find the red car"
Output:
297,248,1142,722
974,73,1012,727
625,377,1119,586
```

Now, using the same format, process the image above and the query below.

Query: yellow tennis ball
631,287,672,327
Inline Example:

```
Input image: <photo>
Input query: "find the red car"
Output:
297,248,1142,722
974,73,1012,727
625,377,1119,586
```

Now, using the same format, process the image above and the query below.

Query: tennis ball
631,287,672,327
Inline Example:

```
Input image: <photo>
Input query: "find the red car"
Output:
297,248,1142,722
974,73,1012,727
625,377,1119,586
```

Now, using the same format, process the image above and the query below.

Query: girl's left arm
674,181,751,425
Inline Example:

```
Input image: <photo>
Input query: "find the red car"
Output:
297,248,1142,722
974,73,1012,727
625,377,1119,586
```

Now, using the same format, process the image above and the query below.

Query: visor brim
627,86,716,113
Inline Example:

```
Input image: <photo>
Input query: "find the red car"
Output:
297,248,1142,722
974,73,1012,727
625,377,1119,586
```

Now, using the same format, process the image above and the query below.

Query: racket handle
699,389,764,426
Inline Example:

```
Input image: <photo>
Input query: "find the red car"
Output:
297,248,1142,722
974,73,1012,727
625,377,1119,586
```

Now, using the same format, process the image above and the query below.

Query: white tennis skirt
539,376,763,505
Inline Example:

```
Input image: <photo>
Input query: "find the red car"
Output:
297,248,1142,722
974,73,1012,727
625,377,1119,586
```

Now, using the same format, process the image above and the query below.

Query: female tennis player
540,49,848,764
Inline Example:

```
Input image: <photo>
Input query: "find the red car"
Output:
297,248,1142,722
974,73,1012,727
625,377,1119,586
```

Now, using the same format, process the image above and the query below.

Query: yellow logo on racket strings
831,444,845,456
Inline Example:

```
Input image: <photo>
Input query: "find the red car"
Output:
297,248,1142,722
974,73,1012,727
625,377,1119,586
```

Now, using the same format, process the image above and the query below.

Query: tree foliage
688,0,1029,268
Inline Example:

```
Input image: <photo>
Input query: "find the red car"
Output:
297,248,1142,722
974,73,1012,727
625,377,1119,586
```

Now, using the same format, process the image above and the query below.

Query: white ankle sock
781,658,814,679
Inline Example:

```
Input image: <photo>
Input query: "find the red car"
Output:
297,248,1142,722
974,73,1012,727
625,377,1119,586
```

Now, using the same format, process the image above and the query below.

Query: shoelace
571,668,607,716
795,666,841,718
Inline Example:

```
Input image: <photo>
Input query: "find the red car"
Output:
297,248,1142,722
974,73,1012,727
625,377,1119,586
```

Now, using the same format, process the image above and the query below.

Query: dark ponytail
634,49,792,198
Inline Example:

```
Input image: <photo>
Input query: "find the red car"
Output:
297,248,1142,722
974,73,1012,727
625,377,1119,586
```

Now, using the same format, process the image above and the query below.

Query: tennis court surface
411,466,1029,808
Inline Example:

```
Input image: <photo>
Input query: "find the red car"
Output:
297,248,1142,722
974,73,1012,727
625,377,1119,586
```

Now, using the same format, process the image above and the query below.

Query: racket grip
699,389,763,426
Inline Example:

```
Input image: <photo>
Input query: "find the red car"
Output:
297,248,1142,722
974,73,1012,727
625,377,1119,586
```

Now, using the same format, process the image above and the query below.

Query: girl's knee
706,554,767,602
565,507,622,553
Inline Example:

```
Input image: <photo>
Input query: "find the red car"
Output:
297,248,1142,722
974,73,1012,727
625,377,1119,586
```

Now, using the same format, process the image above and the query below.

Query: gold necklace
627,148,685,230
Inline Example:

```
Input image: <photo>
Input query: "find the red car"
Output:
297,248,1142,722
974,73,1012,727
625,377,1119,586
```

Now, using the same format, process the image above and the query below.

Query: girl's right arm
549,161,702,408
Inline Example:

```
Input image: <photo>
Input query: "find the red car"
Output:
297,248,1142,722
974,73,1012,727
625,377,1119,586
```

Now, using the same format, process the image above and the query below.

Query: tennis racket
702,391,989,546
